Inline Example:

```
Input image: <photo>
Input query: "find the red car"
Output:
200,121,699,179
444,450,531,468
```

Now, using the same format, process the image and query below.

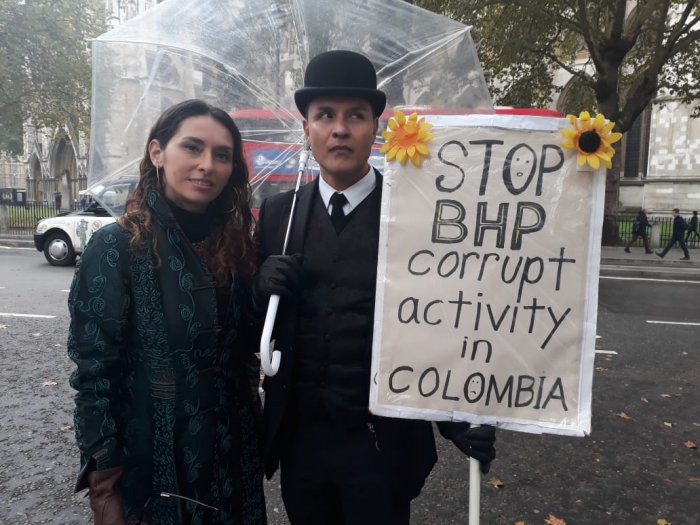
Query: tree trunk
601,144,623,245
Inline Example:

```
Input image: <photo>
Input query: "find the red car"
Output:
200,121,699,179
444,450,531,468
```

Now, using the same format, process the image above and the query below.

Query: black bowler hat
294,50,387,117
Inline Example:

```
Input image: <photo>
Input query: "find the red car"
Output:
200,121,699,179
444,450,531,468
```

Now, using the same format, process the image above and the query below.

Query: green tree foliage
411,0,700,133
0,0,106,154
410,0,700,223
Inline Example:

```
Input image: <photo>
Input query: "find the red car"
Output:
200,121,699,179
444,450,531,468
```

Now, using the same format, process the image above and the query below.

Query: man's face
303,97,378,190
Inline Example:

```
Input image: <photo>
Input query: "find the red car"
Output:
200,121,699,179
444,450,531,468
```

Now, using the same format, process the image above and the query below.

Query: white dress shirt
318,166,376,216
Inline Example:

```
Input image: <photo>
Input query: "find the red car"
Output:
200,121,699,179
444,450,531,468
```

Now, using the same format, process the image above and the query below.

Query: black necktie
329,192,348,233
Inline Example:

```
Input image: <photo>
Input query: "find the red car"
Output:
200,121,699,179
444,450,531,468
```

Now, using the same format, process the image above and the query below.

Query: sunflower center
579,131,601,153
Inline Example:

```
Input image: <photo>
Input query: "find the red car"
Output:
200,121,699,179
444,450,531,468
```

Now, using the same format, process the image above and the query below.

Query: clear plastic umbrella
87,0,493,211
88,2,492,518
88,0,493,361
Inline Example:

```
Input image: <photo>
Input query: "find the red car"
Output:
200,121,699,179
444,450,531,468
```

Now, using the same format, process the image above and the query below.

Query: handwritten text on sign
370,118,601,435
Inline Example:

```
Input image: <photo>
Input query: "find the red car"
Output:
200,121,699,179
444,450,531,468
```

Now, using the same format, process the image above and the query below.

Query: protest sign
370,114,604,436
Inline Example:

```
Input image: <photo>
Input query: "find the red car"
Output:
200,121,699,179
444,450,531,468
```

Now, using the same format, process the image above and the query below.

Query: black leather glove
438,422,496,474
87,466,127,525
253,254,304,307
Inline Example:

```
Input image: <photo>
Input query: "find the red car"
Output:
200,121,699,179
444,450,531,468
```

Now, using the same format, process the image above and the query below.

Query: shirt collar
318,165,375,214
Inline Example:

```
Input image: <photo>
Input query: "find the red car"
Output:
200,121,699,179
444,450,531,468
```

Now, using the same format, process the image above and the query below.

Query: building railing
1,203,698,249
0,201,85,236
611,213,700,250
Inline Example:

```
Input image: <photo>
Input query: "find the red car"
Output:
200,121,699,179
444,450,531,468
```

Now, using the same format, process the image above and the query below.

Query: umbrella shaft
281,144,310,255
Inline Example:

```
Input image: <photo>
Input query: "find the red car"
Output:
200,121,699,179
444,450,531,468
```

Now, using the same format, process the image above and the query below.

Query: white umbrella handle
469,424,481,525
260,294,282,376
259,143,310,378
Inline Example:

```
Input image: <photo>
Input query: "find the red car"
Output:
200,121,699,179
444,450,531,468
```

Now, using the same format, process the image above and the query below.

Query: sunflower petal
579,111,591,122
607,132,623,144
395,110,406,126
562,139,576,150
596,151,611,163
387,145,400,161
587,154,600,169
410,153,422,167
562,129,578,139
396,148,407,164
577,154,587,167
415,142,429,155
593,114,606,131
419,130,433,142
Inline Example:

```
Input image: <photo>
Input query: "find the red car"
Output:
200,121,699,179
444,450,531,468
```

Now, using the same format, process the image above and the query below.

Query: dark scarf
166,199,217,244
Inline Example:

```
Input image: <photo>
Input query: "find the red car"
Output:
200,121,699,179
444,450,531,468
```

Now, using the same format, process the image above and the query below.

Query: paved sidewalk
599,245,700,280
601,245,699,265
0,235,35,249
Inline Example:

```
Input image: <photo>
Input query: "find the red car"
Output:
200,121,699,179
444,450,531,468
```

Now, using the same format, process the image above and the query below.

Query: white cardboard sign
370,115,604,436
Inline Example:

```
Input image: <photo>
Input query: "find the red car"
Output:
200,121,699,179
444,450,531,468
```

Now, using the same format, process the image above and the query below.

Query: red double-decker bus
231,107,562,217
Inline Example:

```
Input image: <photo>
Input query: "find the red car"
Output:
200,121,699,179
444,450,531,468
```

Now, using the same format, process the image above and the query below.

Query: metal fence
610,213,700,250
2,203,699,248
2,201,61,236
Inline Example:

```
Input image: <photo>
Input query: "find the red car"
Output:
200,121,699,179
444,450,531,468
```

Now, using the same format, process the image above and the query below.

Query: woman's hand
88,466,127,525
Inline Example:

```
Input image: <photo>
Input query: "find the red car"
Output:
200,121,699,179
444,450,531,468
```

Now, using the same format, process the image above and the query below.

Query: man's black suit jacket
255,171,438,501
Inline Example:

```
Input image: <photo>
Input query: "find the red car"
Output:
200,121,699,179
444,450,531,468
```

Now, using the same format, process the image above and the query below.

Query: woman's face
149,115,235,213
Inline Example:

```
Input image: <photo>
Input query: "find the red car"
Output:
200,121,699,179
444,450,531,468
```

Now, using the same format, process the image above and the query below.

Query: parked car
33,180,134,266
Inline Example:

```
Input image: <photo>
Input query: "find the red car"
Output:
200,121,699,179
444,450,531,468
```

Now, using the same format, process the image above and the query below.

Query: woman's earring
155,165,162,186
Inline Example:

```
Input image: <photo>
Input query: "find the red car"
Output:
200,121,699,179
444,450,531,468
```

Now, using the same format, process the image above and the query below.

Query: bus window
232,107,560,217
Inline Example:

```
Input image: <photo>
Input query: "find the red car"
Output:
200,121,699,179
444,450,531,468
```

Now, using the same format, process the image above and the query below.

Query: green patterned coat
68,192,266,524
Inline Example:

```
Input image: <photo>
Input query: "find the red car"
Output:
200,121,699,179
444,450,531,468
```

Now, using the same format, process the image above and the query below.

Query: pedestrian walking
684,210,700,243
624,208,653,254
68,99,266,524
656,207,691,260
253,50,496,525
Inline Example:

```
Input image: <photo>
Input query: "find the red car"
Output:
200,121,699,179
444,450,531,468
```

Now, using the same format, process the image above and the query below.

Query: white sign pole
468,425,481,525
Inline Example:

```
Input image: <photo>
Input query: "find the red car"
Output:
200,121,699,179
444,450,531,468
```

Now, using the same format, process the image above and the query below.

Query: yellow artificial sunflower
562,111,622,169
381,110,433,166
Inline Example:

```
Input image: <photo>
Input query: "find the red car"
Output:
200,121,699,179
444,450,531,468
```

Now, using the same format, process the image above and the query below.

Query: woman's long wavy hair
120,99,256,281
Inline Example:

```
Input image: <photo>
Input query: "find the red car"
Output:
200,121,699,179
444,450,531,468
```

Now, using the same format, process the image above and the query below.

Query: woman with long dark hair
68,99,266,524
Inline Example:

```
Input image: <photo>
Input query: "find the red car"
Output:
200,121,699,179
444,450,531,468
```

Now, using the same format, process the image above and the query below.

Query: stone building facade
0,153,26,191
21,123,86,208
620,100,700,213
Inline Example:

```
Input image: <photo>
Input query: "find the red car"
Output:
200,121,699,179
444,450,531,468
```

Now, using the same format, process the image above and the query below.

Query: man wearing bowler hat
254,49,496,524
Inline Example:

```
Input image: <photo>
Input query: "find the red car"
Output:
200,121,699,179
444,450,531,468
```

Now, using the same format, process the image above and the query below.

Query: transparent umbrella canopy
87,0,493,215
